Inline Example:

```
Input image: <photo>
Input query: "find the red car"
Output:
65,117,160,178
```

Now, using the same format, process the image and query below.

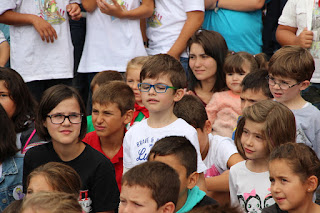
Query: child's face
92,102,128,138
269,159,309,212
0,80,16,118
241,119,268,161
226,72,248,95
44,97,81,146
119,184,161,213
140,76,182,114
240,89,270,111
27,174,54,197
268,74,304,105
126,66,143,104
150,154,189,197
189,43,217,82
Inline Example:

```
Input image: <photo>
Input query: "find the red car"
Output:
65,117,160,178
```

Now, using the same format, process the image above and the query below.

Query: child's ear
187,172,199,190
159,202,175,213
300,80,310,91
43,120,47,128
173,89,184,102
123,109,134,125
306,175,318,193
204,120,212,134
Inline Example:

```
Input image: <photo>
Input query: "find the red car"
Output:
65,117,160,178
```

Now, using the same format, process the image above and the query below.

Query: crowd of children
0,0,320,212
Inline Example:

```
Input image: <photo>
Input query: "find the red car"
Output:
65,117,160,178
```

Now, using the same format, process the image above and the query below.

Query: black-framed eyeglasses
47,113,83,124
138,83,177,93
266,75,300,90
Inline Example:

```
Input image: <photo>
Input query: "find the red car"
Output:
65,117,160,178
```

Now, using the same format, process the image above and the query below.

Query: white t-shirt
123,118,207,173
145,0,204,58
204,134,238,177
229,161,275,213
0,0,78,82
0,30,6,44
77,0,147,73
278,0,320,83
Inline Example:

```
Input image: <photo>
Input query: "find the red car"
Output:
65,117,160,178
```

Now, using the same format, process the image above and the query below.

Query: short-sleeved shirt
83,131,123,191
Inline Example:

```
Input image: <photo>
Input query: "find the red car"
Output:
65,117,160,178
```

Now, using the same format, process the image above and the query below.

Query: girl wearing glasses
23,85,119,213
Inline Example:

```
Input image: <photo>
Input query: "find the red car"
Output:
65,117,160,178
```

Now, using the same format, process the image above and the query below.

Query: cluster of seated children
1,29,320,213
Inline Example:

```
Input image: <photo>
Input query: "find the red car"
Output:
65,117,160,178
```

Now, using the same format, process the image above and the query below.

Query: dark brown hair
26,162,81,196
140,54,187,90
174,95,207,130
269,143,320,186
241,69,273,98
235,100,296,159
188,204,242,213
92,81,135,116
148,136,197,177
0,67,37,132
90,70,124,93
35,85,87,141
122,161,180,208
269,45,315,82
0,104,19,163
224,52,258,74
187,30,228,93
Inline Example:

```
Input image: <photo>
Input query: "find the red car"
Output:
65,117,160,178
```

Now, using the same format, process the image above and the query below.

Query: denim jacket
0,155,24,212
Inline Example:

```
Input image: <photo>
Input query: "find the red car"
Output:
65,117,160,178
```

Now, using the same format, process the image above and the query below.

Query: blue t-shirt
203,9,263,54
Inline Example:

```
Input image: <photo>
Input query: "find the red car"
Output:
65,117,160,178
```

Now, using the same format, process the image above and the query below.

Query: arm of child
205,170,230,192
96,0,154,19
276,25,313,49
0,40,9,67
82,0,98,12
167,10,204,60
226,153,244,169
205,0,265,11
0,10,57,43
66,3,82,21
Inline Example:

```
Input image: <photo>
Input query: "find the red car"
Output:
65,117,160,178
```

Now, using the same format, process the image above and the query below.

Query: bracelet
215,0,219,13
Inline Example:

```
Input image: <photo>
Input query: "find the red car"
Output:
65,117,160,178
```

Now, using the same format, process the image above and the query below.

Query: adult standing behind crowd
203,0,268,55
0,0,81,101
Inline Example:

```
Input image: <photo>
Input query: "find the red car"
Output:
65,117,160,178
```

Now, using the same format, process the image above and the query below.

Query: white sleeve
214,136,238,171
229,164,239,207
0,0,18,15
0,31,6,44
278,0,297,27
188,131,207,173
182,0,204,12
123,132,133,169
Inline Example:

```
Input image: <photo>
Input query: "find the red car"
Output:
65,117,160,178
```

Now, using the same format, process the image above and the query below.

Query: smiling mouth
244,148,254,153
147,99,159,103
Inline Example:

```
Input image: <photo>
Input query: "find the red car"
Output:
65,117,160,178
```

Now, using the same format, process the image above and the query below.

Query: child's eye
134,202,143,207
0,93,9,98
155,84,166,91
227,73,233,76
189,55,195,59
201,55,209,59
281,178,287,183
127,79,134,83
281,81,289,85
269,177,274,183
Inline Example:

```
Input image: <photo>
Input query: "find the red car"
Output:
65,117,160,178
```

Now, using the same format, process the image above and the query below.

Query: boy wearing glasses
268,45,320,158
123,54,207,177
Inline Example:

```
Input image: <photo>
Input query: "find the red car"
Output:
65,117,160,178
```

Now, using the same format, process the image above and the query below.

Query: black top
194,195,218,209
262,203,288,213
23,142,120,213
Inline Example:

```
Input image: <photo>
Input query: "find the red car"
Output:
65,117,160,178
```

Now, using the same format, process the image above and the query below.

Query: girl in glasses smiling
23,85,120,213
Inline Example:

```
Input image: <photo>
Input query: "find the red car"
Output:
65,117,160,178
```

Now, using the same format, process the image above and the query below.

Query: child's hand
297,28,313,48
96,0,126,18
32,16,57,43
67,3,82,21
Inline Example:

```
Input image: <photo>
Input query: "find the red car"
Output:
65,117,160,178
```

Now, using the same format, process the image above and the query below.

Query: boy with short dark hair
87,71,124,133
83,81,134,190
148,136,217,212
120,161,180,213
268,45,320,158
174,95,243,204
240,69,273,111
123,54,207,174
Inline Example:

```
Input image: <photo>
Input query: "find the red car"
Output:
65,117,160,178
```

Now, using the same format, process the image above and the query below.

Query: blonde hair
21,192,82,213
126,56,151,73
235,100,296,159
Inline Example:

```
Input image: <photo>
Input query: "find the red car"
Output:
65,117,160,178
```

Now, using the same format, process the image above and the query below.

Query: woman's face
0,80,16,118
43,97,82,146
27,174,54,197
189,43,217,82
